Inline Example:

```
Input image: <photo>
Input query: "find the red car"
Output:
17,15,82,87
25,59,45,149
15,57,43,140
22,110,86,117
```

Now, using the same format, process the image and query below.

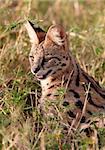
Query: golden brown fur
25,20,105,139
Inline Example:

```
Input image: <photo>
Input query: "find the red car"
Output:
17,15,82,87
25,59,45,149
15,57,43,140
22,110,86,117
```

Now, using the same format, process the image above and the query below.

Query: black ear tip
28,20,45,33
28,20,35,28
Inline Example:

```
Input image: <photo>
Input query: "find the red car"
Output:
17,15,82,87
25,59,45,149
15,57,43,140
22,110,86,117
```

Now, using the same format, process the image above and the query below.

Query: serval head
25,21,70,80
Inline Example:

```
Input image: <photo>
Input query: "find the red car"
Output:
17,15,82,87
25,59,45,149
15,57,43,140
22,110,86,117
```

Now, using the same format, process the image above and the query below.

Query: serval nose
31,65,40,74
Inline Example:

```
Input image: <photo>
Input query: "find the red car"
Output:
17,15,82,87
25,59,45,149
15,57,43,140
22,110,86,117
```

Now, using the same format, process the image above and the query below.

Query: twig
65,70,74,92
75,82,91,130
32,126,46,150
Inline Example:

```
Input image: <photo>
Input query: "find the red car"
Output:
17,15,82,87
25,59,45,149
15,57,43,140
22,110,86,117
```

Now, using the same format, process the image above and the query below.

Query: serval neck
40,54,76,100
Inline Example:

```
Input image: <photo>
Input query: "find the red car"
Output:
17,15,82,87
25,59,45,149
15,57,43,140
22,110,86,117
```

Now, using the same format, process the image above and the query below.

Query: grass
0,0,105,149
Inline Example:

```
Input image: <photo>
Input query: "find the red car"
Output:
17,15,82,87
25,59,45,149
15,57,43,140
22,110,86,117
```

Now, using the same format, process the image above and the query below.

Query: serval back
25,20,105,147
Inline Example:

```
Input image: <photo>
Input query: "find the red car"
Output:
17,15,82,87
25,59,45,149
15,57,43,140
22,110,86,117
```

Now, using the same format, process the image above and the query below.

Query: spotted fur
25,21,105,131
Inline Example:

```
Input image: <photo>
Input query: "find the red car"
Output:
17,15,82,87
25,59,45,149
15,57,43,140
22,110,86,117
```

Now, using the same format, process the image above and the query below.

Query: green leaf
95,47,103,55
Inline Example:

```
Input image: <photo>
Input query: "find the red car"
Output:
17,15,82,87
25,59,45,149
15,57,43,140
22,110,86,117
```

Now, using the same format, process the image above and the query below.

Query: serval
25,20,105,149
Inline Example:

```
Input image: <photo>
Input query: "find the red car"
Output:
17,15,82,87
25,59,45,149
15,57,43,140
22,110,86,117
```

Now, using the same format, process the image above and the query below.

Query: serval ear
24,20,46,45
44,25,69,51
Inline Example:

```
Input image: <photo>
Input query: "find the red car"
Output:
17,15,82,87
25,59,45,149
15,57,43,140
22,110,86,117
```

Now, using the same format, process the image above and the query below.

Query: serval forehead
43,45,66,55
30,43,43,54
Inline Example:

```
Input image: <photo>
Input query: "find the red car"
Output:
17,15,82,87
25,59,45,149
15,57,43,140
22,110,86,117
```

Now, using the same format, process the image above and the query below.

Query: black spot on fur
47,93,51,97
67,110,76,118
75,100,83,110
63,126,68,130
63,101,69,106
48,85,55,89
87,110,92,115
58,68,62,71
84,127,93,137
69,89,80,98
80,116,86,123
54,94,59,97
86,119,91,123
61,63,66,67
51,78,56,82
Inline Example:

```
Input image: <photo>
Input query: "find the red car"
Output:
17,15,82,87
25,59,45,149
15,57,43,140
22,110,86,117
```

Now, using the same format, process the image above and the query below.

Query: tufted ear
44,25,69,50
24,20,46,45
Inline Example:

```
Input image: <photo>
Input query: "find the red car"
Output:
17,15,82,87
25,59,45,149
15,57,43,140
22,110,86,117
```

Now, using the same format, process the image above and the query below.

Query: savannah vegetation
0,0,105,149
